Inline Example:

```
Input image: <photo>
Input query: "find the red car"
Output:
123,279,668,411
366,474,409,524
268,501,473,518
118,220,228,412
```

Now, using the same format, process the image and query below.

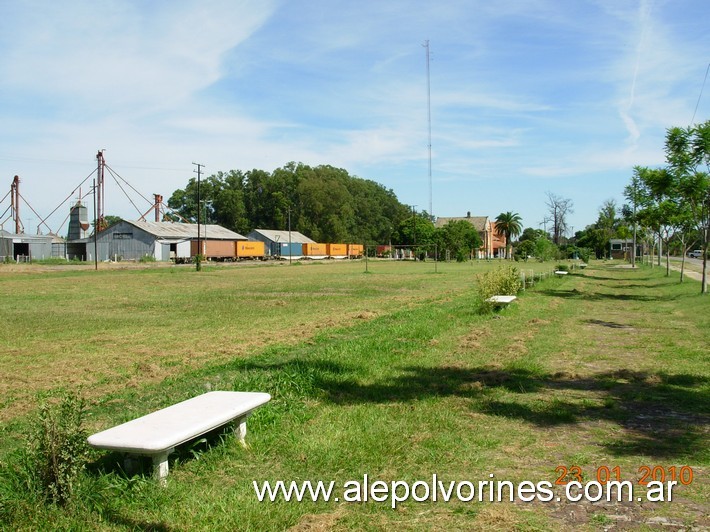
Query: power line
691,62,710,125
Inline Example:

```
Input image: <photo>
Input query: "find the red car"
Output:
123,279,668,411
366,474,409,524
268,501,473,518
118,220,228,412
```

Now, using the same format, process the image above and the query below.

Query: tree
393,211,436,250
545,192,574,245
167,162,412,244
494,211,523,260
435,220,482,261
666,121,710,293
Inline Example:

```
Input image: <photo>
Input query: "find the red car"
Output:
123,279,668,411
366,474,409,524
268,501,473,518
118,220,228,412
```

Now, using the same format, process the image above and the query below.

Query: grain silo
67,201,90,240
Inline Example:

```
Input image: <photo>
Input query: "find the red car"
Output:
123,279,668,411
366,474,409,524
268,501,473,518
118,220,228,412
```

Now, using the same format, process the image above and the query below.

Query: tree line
565,120,709,294
166,162,488,260
167,162,411,245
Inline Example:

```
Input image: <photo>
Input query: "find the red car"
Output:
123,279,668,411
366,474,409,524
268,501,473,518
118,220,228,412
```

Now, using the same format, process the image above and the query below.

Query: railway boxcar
376,245,391,257
236,241,265,259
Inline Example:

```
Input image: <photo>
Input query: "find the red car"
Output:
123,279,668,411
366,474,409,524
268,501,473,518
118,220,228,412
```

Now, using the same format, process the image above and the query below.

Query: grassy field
0,259,707,530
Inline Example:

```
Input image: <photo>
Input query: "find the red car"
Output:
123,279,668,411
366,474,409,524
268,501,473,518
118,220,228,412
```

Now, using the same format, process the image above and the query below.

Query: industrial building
0,229,57,261
69,219,247,262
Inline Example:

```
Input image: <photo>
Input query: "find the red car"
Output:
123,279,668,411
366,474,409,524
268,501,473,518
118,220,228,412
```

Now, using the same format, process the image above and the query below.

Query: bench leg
234,416,248,448
152,452,170,485
124,455,140,475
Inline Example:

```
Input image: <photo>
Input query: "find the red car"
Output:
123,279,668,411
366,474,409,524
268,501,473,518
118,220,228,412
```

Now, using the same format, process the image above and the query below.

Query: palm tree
495,211,523,260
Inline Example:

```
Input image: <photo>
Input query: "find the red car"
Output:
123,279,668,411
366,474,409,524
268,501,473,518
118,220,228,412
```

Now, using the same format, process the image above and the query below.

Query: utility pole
288,205,292,265
93,179,98,271
412,205,417,259
193,162,205,272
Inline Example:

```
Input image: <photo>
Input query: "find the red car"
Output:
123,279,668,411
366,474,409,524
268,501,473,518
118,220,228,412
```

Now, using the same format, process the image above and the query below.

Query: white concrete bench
486,295,517,306
554,270,568,276
87,391,271,483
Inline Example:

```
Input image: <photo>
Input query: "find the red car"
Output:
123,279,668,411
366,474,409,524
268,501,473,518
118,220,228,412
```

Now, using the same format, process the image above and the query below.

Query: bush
139,254,156,263
556,263,569,272
475,266,522,310
29,392,90,506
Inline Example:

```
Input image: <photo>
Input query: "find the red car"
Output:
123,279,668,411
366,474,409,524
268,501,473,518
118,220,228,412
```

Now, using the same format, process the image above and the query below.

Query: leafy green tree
167,162,412,244
534,235,557,262
665,121,710,293
393,212,436,250
494,211,523,260
435,220,482,261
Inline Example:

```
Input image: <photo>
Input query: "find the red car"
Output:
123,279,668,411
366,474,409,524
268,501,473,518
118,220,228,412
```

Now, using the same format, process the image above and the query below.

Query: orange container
236,241,265,258
348,244,364,257
302,243,327,256
327,243,347,256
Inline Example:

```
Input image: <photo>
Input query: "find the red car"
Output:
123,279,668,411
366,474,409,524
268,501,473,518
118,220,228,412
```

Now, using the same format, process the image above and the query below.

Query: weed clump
475,266,522,312
29,391,90,506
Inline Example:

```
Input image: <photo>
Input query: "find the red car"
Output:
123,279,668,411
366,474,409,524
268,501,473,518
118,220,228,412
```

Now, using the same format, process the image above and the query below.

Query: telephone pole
193,162,205,271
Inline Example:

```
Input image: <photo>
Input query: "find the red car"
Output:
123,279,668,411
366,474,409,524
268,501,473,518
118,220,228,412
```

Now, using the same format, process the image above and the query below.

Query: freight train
176,241,363,263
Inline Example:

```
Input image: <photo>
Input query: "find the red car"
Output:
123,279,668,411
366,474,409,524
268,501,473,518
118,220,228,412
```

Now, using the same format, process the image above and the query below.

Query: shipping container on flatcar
275,242,303,259
235,240,265,259
326,243,347,257
302,243,327,258
347,244,364,258
191,239,236,259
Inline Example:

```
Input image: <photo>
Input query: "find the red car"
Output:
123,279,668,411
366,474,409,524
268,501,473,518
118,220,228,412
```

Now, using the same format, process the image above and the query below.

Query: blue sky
0,0,708,237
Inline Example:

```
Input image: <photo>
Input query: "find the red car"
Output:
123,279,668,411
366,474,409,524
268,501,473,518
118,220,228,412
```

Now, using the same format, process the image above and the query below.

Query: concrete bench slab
88,391,270,483
554,270,568,275
486,295,517,305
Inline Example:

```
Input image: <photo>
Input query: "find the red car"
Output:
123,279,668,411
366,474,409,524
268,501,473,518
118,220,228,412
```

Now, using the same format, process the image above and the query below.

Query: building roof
435,215,489,231
119,220,247,240
248,228,315,243
0,229,54,242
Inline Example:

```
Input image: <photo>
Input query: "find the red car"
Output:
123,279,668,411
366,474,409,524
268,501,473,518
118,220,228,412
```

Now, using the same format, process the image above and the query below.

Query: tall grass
0,261,707,529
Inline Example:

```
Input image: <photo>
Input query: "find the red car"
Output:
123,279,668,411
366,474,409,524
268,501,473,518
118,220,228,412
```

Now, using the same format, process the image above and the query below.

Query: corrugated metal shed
0,229,54,260
122,220,247,241
247,229,315,244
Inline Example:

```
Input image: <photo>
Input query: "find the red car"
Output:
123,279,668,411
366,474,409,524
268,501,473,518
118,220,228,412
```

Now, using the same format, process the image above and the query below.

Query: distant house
247,228,315,258
609,239,643,260
434,212,506,258
68,220,247,262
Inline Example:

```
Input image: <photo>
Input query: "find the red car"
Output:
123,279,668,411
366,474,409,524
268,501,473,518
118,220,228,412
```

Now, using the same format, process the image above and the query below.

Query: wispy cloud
0,0,707,234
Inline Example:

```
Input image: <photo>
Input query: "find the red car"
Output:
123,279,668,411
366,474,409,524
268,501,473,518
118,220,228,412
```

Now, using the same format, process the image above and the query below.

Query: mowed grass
0,260,708,530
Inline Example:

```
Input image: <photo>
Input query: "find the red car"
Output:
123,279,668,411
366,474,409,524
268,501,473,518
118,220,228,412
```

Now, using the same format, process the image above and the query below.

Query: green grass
0,260,708,530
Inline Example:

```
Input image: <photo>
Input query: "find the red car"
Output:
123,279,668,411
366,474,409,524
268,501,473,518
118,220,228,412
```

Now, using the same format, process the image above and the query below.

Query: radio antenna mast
423,40,433,218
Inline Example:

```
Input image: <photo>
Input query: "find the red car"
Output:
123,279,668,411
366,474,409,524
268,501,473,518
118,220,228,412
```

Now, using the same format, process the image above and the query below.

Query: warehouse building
69,220,247,262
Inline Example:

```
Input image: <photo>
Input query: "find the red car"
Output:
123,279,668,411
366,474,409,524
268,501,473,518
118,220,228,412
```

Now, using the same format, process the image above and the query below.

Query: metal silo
68,201,90,240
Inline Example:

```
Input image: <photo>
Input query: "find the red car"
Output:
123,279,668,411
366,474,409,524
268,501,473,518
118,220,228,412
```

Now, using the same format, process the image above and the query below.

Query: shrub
556,263,569,272
139,254,156,263
28,392,90,506
475,266,522,310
